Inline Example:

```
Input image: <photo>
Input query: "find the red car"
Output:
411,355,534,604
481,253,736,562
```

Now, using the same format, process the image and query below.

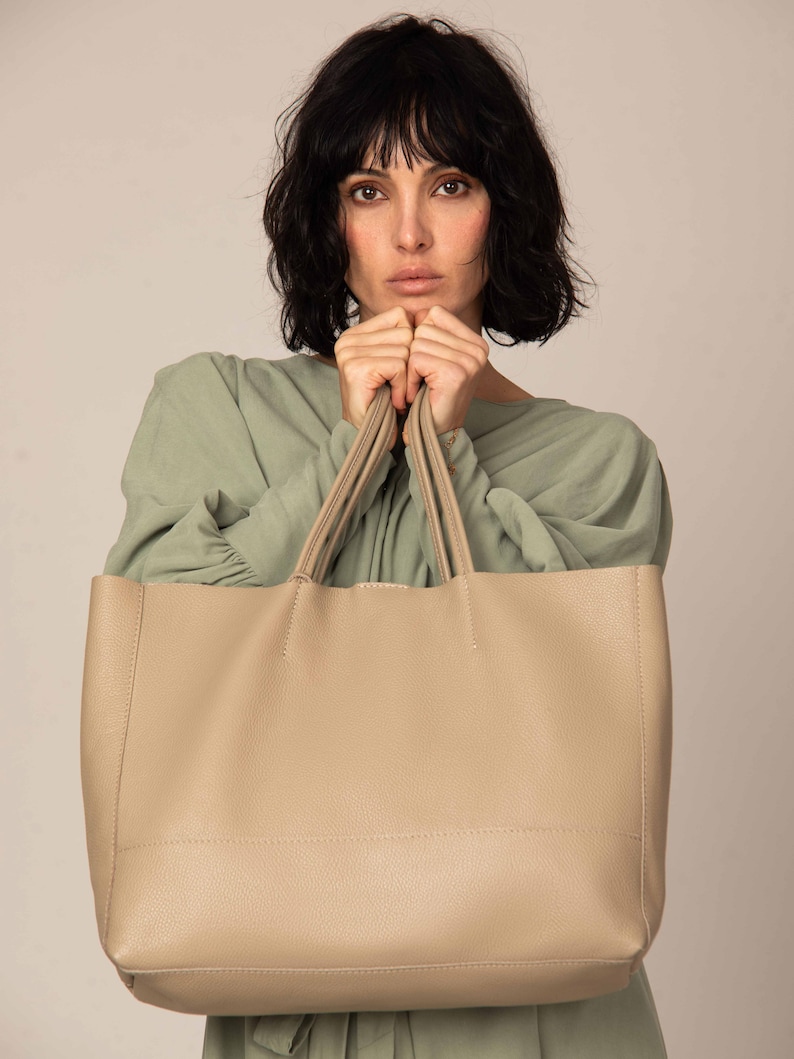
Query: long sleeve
405,407,672,581
103,352,395,586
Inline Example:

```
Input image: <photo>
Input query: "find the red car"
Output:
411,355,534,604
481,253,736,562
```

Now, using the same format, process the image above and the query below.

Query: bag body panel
82,564,671,1013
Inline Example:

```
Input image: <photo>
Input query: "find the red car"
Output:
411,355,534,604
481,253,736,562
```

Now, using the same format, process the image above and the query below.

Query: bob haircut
264,13,589,357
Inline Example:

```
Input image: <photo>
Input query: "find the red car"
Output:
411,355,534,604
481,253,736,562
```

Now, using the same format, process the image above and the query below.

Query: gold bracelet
442,427,460,476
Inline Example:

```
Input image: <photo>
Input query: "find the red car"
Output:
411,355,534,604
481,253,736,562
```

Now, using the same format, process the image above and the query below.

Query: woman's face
337,147,491,333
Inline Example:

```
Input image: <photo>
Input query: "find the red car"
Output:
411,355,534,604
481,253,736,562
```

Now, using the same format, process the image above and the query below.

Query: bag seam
120,957,635,976
102,580,144,949
116,825,642,853
282,580,302,657
634,567,652,950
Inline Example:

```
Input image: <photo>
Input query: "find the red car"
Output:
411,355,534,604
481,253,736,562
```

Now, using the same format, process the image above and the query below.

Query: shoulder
487,398,666,524
148,351,323,408
145,353,336,423
570,404,657,468
559,405,662,512
517,398,660,472
152,351,282,394
533,397,652,440
140,352,341,445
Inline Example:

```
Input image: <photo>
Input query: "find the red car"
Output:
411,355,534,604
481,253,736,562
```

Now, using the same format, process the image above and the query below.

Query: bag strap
407,384,474,581
290,385,394,583
290,384,474,585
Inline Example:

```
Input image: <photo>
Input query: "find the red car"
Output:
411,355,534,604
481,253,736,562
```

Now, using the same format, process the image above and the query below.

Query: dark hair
263,13,590,356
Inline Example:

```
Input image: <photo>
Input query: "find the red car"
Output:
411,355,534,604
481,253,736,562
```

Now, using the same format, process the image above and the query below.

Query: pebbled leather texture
80,386,673,1015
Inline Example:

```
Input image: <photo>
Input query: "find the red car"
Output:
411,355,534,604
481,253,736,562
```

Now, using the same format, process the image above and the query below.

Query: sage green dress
104,350,672,1058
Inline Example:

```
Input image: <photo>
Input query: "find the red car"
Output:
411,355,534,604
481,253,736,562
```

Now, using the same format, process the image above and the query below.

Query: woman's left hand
403,305,490,441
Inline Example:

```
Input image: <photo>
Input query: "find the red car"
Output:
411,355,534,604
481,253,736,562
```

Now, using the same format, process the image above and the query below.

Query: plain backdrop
2,1,792,1056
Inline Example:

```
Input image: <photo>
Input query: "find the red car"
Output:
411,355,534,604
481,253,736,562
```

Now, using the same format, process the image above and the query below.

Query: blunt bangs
263,14,590,357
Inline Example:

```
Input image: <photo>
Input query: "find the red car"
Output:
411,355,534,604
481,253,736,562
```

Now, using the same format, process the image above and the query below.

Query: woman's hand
333,306,414,449
406,305,490,437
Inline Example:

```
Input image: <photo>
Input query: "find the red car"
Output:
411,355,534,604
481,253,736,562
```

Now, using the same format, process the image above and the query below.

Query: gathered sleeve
405,411,672,580
103,353,394,586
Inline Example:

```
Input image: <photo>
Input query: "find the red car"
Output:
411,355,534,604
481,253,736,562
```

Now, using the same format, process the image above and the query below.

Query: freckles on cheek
343,222,379,300
345,223,377,266
457,207,490,253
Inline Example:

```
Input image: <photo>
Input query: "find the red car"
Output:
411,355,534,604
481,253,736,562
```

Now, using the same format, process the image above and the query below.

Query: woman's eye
350,185,383,202
437,178,470,196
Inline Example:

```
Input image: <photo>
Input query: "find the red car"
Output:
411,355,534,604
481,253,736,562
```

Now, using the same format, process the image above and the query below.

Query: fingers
339,305,414,336
407,306,489,401
335,326,414,355
408,327,488,370
412,305,489,355
340,355,409,420
405,312,489,409
405,346,475,407
333,308,415,428
405,306,490,433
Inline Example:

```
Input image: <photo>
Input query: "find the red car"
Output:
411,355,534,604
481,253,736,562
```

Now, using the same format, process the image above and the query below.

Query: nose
393,193,432,252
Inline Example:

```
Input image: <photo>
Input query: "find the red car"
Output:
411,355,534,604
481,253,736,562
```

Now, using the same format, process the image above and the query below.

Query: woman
103,14,671,1058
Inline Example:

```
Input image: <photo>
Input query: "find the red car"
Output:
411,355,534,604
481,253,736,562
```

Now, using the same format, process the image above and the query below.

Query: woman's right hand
333,306,414,450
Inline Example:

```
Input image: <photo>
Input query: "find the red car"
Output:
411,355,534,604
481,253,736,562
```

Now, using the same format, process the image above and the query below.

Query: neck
473,361,534,402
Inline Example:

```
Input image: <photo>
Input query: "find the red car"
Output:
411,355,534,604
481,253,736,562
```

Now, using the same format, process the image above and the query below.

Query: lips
388,267,442,281
386,268,444,295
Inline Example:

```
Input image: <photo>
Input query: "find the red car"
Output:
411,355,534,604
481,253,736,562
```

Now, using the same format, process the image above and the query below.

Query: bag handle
290,384,474,585
406,383,474,582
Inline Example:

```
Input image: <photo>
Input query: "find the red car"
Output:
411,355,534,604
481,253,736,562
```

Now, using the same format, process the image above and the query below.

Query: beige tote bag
80,383,673,1016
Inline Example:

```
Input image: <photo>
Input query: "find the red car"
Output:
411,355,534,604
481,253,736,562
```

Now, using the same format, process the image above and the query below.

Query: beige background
2,1,792,1056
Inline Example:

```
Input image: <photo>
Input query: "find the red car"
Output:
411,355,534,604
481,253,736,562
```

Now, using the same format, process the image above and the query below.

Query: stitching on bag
634,568,652,949
356,582,410,589
123,958,632,976
103,582,145,948
282,581,302,658
117,825,642,853
461,573,476,649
